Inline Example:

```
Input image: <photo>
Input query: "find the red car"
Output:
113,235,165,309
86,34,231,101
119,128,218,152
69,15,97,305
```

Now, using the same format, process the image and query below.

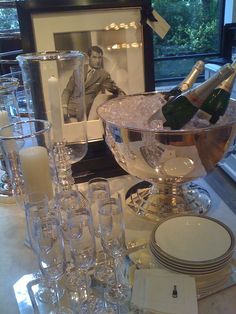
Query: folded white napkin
131,269,198,314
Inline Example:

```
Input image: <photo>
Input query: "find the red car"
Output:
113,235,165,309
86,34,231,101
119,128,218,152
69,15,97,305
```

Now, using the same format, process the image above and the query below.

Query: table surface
1,173,236,314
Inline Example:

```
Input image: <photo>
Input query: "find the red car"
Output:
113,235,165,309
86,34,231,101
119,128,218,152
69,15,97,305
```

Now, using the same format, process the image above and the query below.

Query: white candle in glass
19,146,53,199
48,76,63,143
0,110,10,129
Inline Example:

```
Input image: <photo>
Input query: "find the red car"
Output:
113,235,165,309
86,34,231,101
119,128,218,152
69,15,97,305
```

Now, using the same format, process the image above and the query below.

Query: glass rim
0,119,51,141
16,50,84,62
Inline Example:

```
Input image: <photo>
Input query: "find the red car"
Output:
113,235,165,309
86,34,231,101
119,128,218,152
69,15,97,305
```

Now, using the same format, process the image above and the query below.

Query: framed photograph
16,0,155,179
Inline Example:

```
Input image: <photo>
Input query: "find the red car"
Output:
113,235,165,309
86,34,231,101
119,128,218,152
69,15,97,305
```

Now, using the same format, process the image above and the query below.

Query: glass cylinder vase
16,51,87,164
0,119,58,207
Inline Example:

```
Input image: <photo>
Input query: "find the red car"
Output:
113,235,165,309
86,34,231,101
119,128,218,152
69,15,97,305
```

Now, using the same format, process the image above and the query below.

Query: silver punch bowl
97,92,236,221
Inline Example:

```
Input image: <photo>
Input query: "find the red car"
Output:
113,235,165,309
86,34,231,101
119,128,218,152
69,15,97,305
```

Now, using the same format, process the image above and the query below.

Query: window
0,1,19,33
0,1,21,74
0,0,228,88
152,0,225,87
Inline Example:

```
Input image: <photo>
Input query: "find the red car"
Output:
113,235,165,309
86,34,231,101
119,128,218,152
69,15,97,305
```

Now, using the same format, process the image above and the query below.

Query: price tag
147,10,170,39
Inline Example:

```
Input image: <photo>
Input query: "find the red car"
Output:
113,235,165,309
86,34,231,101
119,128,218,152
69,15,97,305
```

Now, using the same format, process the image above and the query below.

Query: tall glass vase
0,119,58,208
0,77,20,202
16,51,87,164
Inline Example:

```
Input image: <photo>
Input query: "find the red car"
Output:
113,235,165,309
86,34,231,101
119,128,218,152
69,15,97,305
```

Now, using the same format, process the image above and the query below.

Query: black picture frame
16,0,155,182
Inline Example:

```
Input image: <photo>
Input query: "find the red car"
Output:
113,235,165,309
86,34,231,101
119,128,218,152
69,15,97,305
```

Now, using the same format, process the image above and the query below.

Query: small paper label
147,10,171,39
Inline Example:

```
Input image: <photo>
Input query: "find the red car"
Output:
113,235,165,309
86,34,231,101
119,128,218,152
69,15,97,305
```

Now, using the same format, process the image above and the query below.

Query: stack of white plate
149,215,235,275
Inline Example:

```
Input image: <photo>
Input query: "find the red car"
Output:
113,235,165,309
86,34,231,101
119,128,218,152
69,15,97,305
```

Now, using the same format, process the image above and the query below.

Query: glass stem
104,251,110,266
80,270,90,301
114,257,120,285
53,280,61,313
85,270,90,300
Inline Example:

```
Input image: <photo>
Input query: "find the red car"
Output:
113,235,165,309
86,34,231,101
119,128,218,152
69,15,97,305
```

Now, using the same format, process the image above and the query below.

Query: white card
132,269,198,314
147,10,171,39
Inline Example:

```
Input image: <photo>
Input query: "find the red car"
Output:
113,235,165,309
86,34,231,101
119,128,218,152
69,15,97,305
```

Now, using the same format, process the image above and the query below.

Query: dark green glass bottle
200,63,236,124
162,64,234,130
163,60,205,101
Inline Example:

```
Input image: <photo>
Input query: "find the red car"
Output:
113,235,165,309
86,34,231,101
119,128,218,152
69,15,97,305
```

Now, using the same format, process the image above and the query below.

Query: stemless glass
88,177,114,283
99,197,131,305
34,216,71,314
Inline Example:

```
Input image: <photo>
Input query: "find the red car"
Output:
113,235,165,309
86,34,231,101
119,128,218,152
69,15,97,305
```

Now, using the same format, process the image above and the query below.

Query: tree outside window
152,0,223,85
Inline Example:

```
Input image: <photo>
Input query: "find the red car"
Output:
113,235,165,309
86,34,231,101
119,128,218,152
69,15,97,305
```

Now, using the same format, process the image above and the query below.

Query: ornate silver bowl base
125,181,211,222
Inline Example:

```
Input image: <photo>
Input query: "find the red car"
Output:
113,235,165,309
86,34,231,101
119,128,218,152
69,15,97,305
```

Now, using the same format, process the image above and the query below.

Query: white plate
163,157,194,177
150,237,233,268
153,215,234,263
149,243,231,275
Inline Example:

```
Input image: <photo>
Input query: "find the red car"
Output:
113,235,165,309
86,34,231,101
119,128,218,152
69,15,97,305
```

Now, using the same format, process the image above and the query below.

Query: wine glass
88,177,114,283
33,216,72,314
98,197,131,305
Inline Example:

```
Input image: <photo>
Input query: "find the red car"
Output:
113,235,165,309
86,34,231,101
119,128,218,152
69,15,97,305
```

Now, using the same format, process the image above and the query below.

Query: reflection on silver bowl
97,92,236,221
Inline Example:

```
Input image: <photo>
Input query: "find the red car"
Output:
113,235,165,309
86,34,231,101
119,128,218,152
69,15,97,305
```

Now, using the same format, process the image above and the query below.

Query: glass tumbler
16,51,87,163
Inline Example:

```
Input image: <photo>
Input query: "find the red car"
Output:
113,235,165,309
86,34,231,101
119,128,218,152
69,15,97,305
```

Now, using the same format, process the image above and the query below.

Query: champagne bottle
163,60,205,101
199,62,236,124
162,63,234,130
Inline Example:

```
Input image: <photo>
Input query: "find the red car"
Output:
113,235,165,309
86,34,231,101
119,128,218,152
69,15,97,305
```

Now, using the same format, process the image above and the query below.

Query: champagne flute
34,216,72,314
99,197,131,305
67,205,102,313
88,177,114,283
25,192,62,304
66,198,117,313
55,189,92,290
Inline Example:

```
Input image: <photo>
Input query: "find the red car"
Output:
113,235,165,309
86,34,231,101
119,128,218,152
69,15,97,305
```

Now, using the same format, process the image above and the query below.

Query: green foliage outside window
152,0,220,57
0,8,19,31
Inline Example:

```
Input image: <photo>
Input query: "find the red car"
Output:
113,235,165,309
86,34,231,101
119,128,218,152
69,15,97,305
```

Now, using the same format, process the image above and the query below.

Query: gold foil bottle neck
180,60,205,92
185,63,234,107
217,61,236,93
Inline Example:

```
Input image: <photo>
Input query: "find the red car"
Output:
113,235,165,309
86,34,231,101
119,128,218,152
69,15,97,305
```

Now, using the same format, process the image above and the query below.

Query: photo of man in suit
62,45,125,122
